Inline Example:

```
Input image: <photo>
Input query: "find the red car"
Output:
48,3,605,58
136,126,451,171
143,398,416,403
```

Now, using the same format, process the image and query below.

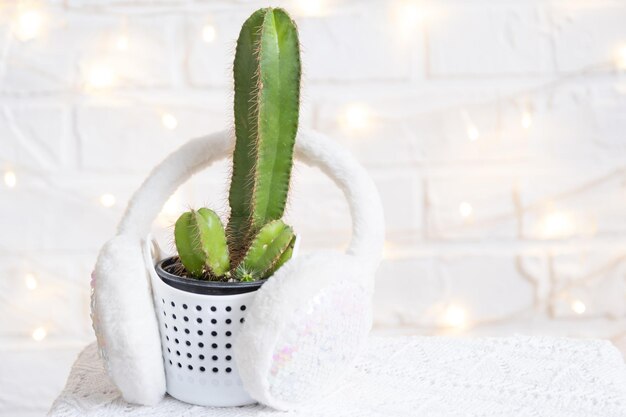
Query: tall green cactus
173,7,300,282
228,7,301,259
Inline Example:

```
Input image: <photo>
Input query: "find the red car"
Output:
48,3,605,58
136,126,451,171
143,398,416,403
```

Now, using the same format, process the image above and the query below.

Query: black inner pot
155,256,265,295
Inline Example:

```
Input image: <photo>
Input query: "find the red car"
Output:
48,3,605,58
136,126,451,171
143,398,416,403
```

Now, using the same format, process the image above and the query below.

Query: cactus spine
228,7,301,259
173,7,300,282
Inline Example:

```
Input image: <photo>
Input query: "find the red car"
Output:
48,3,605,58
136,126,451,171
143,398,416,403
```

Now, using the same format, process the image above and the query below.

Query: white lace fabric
48,336,626,417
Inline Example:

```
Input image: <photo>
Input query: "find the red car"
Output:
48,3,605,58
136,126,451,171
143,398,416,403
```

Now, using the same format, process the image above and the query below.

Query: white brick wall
2,0,626,414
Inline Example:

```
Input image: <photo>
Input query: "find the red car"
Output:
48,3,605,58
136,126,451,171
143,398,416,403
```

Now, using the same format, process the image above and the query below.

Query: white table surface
48,336,626,417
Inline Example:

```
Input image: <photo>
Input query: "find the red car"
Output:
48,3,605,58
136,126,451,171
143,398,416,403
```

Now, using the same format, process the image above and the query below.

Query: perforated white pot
149,257,260,407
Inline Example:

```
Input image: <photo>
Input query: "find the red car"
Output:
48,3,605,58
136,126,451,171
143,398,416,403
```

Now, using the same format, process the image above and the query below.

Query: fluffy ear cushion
235,251,373,410
92,235,165,405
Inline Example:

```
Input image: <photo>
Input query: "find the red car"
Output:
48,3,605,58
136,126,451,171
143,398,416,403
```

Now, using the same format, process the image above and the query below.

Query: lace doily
48,336,626,417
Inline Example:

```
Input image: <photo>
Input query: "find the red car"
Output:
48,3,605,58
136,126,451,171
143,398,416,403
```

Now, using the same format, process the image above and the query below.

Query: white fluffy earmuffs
91,129,384,409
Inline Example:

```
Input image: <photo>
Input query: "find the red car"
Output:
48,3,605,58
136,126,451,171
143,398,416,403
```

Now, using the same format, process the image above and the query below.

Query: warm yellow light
395,1,424,37
615,45,626,70
459,201,473,218
4,170,16,188
539,210,575,239
343,103,371,132
25,273,38,290
202,24,216,43
15,9,43,41
115,35,129,51
295,0,327,17
100,193,116,208
86,66,117,89
32,327,47,342
571,299,586,315
521,110,532,129
442,305,467,329
161,113,178,130
467,126,479,141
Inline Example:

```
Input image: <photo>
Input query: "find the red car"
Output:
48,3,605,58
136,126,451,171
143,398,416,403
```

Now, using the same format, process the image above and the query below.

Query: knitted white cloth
49,336,626,417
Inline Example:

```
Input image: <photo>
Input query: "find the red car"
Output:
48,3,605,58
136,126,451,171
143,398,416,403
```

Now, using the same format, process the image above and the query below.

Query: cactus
235,220,296,281
174,208,230,278
228,7,301,260
173,7,300,282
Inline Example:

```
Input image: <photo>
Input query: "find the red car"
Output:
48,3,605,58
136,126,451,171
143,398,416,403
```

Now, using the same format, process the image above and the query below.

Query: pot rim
155,256,264,296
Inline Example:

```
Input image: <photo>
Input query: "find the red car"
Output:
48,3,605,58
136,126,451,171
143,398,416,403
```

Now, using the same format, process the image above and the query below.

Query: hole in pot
177,363,181,368
198,330,203,336
175,339,179,344
188,365,193,370
225,355,231,361
226,368,232,373
210,306,216,312
184,316,189,322
212,355,218,361
226,306,232,312
199,342,204,348
225,331,232,337
171,302,175,307
200,367,205,372
225,319,231,324
211,331,217,337
199,354,205,360
184,329,190,334
196,305,202,311
185,341,191,346
197,318,203,324
241,305,246,311
183,304,188,309
187,353,192,358
211,319,217,324
176,351,180,356
212,368,218,373
212,343,218,349
225,343,232,349
172,314,177,320
173,326,178,332
240,318,245,323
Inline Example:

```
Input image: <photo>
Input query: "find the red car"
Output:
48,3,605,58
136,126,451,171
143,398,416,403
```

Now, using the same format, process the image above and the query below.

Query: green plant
173,7,300,282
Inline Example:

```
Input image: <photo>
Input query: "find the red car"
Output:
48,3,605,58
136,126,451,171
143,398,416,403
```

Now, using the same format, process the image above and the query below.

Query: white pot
149,256,260,407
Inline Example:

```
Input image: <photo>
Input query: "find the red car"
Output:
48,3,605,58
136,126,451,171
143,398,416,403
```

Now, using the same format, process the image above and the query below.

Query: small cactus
174,208,230,278
235,220,296,281
173,7,300,282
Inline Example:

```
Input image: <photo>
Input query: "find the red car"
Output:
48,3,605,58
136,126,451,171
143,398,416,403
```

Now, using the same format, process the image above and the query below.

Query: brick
0,105,67,170
552,3,626,72
520,170,626,239
427,5,554,76
1,11,177,93
77,102,229,172
549,248,626,319
426,175,517,240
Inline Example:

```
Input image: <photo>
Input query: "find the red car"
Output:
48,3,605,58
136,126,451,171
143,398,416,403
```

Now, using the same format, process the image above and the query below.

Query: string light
295,0,327,17
115,34,129,51
521,109,533,129
342,103,371,132
442,305,467,329
4,170,16,188
15,8,44,41
161,113,178,130
202,24,216,43
99,193,116,208
394,1,426,38
538,210,575,239
459,201,473,218
24,273,38,290
86,65,117,89
571,299,586,315
31,327,47,342
615,45,626,70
